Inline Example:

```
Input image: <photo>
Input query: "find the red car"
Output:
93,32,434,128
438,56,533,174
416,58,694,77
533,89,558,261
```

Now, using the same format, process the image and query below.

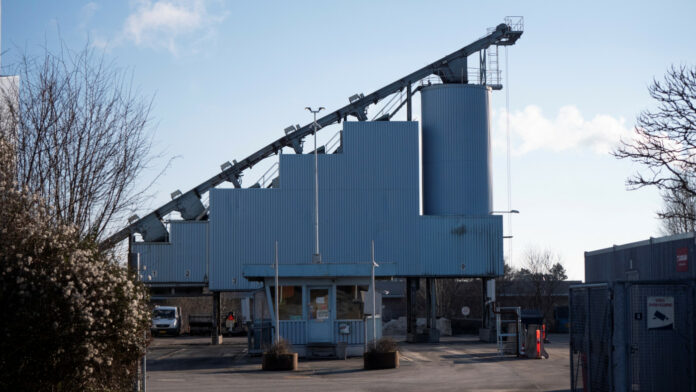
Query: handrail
254,161,279,188
325,130,342,154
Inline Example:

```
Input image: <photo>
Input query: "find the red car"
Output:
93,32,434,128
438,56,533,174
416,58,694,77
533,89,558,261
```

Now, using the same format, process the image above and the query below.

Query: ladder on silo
487,45,500,86
496,306,523,356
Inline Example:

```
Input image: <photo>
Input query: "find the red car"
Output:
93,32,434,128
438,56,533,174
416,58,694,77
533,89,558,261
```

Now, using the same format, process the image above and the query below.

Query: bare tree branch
613,65,696,231
0,42,158,243
613,65,696,196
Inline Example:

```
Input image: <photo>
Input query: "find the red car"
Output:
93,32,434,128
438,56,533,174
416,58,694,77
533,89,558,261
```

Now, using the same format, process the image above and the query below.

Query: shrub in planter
262,339,298,371
364,337,399,370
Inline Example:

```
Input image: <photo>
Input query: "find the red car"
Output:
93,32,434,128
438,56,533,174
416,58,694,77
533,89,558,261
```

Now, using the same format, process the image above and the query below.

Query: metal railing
325,130,343,154
253,161,279,188
417,68,502,87
496,306,522,356
505,16,524,32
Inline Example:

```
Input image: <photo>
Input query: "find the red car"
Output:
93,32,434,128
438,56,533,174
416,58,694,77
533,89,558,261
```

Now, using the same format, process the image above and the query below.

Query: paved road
146,334,571,392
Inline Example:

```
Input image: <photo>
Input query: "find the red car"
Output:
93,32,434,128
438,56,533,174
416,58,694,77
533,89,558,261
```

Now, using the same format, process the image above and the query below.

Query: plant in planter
364,337,399,370
262,339,298,371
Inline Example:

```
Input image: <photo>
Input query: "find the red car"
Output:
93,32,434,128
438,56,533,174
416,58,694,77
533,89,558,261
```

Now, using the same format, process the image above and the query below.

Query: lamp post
489,209,519,214
274,241,279,345
306,107,324,263
371,240,379,349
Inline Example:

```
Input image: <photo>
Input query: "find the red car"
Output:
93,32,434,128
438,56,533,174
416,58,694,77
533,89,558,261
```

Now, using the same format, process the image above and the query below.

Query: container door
628,283,693,391
307,287,332,343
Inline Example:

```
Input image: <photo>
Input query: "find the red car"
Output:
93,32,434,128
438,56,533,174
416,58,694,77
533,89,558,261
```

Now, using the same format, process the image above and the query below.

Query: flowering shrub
0,137,150,390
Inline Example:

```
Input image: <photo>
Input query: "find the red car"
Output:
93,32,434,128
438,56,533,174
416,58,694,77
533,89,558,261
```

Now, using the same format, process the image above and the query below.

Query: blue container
585,232,696,283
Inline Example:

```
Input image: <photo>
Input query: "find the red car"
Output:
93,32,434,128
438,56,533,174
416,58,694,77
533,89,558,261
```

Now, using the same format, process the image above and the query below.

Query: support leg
406,84,412,121
212,291,222,345
425,278,439,343
481,278,489,329
479,278,496,342
406,278,418,343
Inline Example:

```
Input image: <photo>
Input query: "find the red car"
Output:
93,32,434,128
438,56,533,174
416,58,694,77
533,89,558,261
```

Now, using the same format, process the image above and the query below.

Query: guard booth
572,233,696,391
244,264,386,357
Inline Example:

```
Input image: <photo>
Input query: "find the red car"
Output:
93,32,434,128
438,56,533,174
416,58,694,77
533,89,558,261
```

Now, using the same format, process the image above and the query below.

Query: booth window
270,286,303,320
336,285,368,319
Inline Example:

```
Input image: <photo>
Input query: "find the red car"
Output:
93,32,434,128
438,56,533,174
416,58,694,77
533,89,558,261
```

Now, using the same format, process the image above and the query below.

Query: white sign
316,296,325,304
461,306,471,316
647,296,674,330
316,310,329,320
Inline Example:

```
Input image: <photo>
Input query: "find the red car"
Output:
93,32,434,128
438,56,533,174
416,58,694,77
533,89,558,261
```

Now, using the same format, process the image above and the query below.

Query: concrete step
306,343,336,358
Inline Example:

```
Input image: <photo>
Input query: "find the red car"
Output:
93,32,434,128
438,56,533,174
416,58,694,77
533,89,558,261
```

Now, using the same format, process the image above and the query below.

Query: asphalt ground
146,334,571,392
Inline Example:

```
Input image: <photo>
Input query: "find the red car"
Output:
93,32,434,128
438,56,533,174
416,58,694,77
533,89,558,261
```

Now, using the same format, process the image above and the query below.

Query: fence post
569,288,575,391
585,288,591,390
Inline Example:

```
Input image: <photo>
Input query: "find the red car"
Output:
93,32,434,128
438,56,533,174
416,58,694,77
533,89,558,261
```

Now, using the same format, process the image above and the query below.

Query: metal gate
570,281,695,392
624,282,694,391
570,284,612,392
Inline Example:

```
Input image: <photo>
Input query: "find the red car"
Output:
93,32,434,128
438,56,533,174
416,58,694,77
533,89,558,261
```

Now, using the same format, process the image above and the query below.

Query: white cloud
121,0,226,54
492,105,634,155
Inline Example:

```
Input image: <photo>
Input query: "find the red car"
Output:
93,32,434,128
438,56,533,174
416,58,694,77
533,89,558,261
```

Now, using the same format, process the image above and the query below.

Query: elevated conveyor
101,17,523,249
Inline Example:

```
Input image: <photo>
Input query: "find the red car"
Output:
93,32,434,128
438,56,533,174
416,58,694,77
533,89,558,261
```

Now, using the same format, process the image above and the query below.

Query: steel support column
406,278,418,342
406,83,412,121
481,278,489,329
426,278,439,343
212,291,222,345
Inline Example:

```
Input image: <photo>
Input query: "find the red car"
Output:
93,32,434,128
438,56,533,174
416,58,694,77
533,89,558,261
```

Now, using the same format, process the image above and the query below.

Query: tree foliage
499,249,567,324
0,44,155,241
0,129,150,390
614,65,696,230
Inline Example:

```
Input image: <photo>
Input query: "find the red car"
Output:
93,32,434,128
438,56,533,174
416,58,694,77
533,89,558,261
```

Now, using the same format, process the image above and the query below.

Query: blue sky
3,1,696,280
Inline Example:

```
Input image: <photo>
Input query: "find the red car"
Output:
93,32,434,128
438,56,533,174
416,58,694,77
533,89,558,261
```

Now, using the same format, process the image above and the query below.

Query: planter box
262,353,298,371
363,351,399,370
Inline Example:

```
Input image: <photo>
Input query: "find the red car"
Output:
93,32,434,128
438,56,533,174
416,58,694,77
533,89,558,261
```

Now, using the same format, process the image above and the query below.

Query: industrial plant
114,19,524,357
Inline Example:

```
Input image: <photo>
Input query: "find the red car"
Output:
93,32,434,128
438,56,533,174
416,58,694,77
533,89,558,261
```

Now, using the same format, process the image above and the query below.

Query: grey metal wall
570,282,696,392
421,84,492,216
585,232,696,283
132,221,207,284
208,121,503,290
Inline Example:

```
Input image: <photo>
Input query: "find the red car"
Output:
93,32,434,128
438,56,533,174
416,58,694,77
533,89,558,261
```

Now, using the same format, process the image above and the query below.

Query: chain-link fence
570,281,695,392
570,284,612,391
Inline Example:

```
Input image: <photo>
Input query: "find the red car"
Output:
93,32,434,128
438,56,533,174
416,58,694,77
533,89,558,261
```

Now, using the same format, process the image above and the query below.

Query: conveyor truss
101,17,523,249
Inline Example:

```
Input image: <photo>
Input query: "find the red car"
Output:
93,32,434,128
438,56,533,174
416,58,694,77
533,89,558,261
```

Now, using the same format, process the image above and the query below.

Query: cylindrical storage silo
421,84,492,216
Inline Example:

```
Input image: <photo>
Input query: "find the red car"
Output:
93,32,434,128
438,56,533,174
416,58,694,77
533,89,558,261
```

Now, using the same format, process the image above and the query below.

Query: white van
151,306,182,336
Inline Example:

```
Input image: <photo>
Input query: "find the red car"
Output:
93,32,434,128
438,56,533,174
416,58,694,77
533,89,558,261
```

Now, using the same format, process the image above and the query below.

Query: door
307,287,332,343
628,283,693,391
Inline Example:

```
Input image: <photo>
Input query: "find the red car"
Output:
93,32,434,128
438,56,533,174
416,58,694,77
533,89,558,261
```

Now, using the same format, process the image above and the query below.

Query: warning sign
647,296,674,330
676,248,689,272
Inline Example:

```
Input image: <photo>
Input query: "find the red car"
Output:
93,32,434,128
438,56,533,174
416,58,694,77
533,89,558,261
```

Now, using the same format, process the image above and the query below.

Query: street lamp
306,107,324,263
371,240,379,349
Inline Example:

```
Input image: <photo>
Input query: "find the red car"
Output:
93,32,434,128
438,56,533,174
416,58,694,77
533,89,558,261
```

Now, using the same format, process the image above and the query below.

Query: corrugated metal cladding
420,215,502,276
279,321,306,345
132,221,207,283
208,121,503,291
421,84,492,216
585,232,696,283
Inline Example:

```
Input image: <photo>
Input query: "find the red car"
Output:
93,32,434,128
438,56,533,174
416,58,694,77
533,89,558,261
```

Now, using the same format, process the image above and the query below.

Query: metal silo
421,84,492,216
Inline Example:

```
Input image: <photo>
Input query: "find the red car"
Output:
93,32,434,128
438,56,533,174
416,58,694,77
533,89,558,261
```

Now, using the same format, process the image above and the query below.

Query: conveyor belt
101,19,523,249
